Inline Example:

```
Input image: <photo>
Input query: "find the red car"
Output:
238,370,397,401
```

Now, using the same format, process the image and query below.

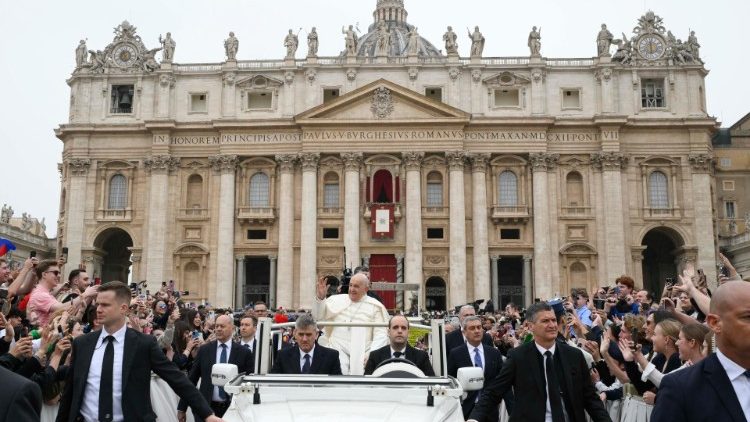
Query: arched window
186,174,203,208
498,171,518,207
248,172,270,207
323,172,340,208
183,262,200,296
649,171,669,209
570,262,587,286
425,171,443,207
566,171,584,206
108,174,127,209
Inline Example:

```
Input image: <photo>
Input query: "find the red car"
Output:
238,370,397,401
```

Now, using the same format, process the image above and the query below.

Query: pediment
482,71,531,86
296,79,469,124
236,74,284,89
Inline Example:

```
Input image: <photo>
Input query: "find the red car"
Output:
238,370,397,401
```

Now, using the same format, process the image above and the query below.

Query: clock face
113,43,137,67
638,35,665,60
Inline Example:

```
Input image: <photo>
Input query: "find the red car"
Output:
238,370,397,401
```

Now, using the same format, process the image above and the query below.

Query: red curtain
369,254,397,310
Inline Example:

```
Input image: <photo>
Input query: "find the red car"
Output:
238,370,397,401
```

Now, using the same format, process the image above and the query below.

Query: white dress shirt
300,345,316,372
212,339,233,402
716,349,750,420
390,346,406,359
80,324,127,422
240,338,254,353
466,342,485,368
535,342,558,422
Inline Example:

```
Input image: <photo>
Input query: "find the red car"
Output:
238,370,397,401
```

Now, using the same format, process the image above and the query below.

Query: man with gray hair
270,314,342,375
445,304,493,355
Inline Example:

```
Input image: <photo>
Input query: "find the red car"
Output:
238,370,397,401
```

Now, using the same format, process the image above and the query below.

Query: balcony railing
717,218,747,238
237,206,275,225
363,203,402,223
422,206,448,218
561,206,592,217
97,208,132,221
318,207,344,217
490,205,530,224
642,207,679,218
178,208,209,221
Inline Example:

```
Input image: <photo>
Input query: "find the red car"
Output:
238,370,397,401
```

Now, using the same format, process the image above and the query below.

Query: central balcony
490,205,530,224
363,203,402,223
96,208,132,222
237,206,275,225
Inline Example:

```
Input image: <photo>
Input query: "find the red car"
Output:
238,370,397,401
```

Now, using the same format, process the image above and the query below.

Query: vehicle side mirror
456,366,484,392
212,363,238,387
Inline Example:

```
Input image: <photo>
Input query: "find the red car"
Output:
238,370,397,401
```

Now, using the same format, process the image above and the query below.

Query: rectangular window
323,183,339,208
426,183,443,207
323,88,340,103
247,229,267,240
322,227,340,239
426,228,444,239
562,89,581,109
190,93,207,113
111,85,134,114
719,158,732,168
500,228,521,240
725,201,736,219
722,180,735,191
247,91,273,110
494,89,520,107
425,87,443,102
641,79,665,108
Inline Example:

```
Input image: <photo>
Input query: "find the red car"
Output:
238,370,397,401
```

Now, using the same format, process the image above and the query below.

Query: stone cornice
445,151,466,170
66,158,91,176
144,155,180,173
688,154,714,173
298,152,320,171
208,154,238,173
341,152,364,171
402,152,424,171
591,152,629,171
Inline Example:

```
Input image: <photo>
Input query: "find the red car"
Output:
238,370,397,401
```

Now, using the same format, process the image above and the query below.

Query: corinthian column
530,153,558,300
144,155,179,294
341,153,363,267
209,154,239,307
689,154,717,284
447,151,467,307
403,152,424,311
299,153,320,309
469,153,491,302
591,152,628,282
275,154,296,308
64,158,91,271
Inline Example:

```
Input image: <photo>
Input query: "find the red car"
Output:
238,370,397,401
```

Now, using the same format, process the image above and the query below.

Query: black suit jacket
178,340,254,412
448,343,506,421
57,328,213,422
364,344,435,376
445,329,493,356
469,341,610,422
652,353,747,422
0,364,42,421
270,344,342,375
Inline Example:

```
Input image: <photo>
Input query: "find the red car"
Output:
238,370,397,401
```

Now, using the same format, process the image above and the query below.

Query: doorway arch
425,276,446,311
641,227,685,294
93,227,133,283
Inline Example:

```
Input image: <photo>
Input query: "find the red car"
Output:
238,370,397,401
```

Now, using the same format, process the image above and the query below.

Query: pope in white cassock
313,273,390,375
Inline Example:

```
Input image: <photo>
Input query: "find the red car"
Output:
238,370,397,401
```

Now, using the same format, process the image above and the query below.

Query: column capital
235,255,246,262
468,153,491,172
144,155,180,173
275,154,297,172
66,158,91,176
402,151,424,170
529,152,559,172
446,151,467,170
268,255,278,261
395,253,405,261
523,255,533,262
298,152,320,171
490,255,499,261
590,152,628,171
209,154,239,173
688,154,714,173
341,152,363,171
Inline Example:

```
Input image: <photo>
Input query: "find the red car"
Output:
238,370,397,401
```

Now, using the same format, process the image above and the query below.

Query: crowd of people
0,252,748,422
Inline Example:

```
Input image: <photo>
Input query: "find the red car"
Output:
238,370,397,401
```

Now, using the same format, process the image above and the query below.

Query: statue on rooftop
468,26,485,57
307,27,319,57
528,26,541,56
225,31,239,61
159,32,176,63
443,26,458,55
75,40,88,67
686,30,700,59
284,29,299,59
342,25,358,56
406,26,420,55
597,23,613,57
375,21,391,56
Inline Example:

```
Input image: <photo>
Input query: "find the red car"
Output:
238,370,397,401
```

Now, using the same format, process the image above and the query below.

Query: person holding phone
27,260,97,328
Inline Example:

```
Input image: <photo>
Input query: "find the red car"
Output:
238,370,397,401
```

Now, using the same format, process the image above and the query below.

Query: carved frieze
144,155,179,172
688,154,714,173
208,155,238,173
402,152,424,171
67,158,91,176
591,152,628,171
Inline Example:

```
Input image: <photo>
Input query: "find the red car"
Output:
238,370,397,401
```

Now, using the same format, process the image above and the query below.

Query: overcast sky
0,0,746,238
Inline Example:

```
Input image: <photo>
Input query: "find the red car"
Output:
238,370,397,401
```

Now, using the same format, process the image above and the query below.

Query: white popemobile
210,319,484,422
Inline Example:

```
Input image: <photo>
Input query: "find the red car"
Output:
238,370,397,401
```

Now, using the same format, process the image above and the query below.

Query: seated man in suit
652,280,750,422
364,314,435,376
178,314,254,420
445,304,493,356
271,314,342,375
447,315,508,421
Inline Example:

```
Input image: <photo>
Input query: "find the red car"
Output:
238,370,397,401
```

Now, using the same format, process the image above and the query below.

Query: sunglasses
45,270,61,276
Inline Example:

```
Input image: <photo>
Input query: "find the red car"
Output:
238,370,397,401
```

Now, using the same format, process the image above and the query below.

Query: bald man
178,314,254,420
314,273,390,374
652,281,750,422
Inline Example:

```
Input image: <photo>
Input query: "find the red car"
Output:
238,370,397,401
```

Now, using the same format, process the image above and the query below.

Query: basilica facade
56,1,717,311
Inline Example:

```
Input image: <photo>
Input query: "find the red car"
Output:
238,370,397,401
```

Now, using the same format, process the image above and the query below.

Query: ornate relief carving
402,152,424,171
445,151,466,170
408,67,419,81
304,68,317,83
346,68,357,82
425,255,445,265
144,155,180,172
594,68,613,83
222,72,236,86
321,256,339,265
284,71,295,85
341,152,363,171
370,87,395,118
529,152,559,171
67,158,91,176
468,153,491,172
688,154,714,173
448,67,461,81
275,154,297,172
590,152,628,171
208,155,239,173
298,152,320,171
531,68,546,83
159,74,175,88
471,69,482,83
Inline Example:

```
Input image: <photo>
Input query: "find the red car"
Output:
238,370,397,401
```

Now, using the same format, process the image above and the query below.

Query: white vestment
312,294,389,374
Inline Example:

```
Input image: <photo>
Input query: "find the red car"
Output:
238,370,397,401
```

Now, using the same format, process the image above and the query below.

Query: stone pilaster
490,255,499,306
268,255,277,308
299,153,320,309
523,255,533,306
529,152,557,300
64,158,90,271
446,151,467,307
235,255,246,308
275,154,296,308
209,154,238,307
403,151,424,311
689,154,717,285
469,153,491,301
591,152,629,282
341,153,363,267
144,155,179,294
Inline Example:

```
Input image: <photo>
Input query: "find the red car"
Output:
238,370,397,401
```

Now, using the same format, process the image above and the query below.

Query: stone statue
686,30,700,58
468,26,485,57
0,204,9,223
342,25,358,56
671,39,695,64
88,49,105,72
224,31,239,61
142,47,162,72
159,32,176,62
307,27,319,57
75,40,88,67
612,33,634,65
443,26,458,55
597,24,613,57
744,211,750,232
40,217,46,235
21,213,32,231
284,29,299,59
375,21,391,56
528,26,541,56
406,26,420,55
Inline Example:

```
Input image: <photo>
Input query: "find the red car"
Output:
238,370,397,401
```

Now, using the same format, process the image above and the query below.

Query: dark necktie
473,347,483,368
393,351,403,359
244,343,252,352
544,351,565,422
99,336,115,422
744,370,750,379
219,344,228,401
302,353,311,374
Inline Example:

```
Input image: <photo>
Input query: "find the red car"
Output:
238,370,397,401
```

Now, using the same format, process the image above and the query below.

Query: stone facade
0,206,56,269
56,3,717,310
